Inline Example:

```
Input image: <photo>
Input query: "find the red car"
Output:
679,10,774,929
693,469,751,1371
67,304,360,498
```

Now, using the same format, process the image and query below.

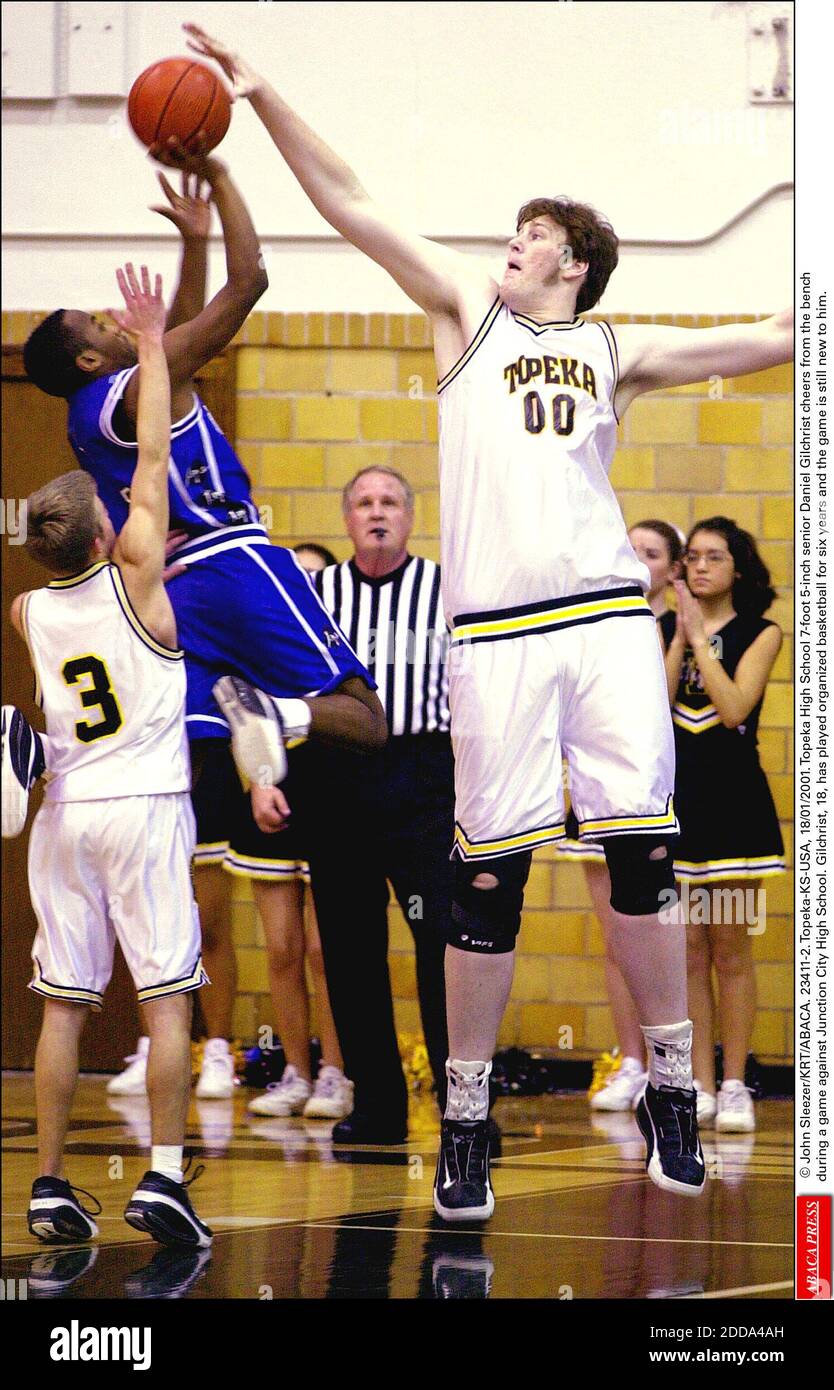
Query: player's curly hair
25,471,101,575
23,311,90,399
686,516,776,619
516,198,619,313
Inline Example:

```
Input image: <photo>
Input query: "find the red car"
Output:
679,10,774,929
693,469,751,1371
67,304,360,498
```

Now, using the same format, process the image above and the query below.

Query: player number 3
62,656,124,743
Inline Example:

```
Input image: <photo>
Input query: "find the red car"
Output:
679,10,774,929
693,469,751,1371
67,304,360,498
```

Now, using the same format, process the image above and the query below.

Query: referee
302,465,452,1144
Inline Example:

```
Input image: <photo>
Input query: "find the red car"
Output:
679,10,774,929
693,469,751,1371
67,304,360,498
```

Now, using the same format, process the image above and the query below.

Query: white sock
204,1037,230,1056
151,1146,184,1183
641,1020,693,1090
272,697,311,744
444,1059,491,1122
619,1055,645,1074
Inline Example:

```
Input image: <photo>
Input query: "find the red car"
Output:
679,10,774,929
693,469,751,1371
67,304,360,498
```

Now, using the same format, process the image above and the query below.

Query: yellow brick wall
3,309,794,1062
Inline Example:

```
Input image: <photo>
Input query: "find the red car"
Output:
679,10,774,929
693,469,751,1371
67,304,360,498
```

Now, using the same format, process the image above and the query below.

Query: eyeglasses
684,551,731,566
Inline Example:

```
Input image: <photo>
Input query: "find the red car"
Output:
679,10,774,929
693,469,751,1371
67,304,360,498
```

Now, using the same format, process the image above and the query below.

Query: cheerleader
661,517,784,1133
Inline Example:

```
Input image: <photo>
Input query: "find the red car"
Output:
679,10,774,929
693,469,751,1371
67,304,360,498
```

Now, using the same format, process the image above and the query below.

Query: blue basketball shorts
166,526,373,740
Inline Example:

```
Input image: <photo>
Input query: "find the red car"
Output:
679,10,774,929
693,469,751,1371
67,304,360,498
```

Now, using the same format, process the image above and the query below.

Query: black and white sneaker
432,1251,495,1299
124,1169,213,1249
2,705,45,839
433,1119,495,1222
124,1246,212,1299
636,1082,706,1196
28,1177,101,1243
27,1246,99,1297
212,677,287,786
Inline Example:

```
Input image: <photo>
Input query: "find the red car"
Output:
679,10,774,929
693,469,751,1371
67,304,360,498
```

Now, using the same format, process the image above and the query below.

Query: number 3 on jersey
62,655,124,743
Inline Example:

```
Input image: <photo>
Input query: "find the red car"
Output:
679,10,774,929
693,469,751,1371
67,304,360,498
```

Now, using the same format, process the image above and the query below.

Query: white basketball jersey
21,561,190,802
437,300,649,620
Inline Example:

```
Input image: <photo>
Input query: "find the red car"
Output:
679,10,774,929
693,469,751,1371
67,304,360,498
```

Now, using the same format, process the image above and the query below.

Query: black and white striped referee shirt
315,556,450,736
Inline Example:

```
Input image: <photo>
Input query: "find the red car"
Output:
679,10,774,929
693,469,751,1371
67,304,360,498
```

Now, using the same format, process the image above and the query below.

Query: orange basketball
127,57,231,153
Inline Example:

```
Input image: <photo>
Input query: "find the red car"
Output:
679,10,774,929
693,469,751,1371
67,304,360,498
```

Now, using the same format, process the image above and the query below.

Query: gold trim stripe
454,821,566,858
28,963,103,1011
109,567,183,661
452,594,648,644
675,855,786,882
672,702,721,734
46,561,110,590
223,853,309,881
512,311,583,333
19,592,43,709
437,298,503,393
579,803,678,836
137,958,208,1004
194,841,229,864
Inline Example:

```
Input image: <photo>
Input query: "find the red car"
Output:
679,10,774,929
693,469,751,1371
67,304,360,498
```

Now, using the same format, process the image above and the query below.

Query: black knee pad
448,852,532,954
603,835,678,917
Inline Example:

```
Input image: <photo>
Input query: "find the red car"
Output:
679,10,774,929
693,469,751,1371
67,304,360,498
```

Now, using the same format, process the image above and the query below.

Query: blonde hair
25,471,101,575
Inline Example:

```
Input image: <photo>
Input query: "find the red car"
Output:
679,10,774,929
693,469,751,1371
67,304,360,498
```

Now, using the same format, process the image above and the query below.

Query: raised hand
182,22,263,100
150,171,212,240
108,263,165,341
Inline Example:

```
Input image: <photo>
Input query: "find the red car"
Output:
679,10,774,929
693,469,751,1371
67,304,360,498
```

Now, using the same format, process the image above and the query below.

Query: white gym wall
2,0,792,312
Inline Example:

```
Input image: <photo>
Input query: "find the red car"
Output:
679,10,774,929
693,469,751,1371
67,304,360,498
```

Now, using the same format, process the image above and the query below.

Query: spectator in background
295,542,337,572
304,466,452,1143
661,517,784,1134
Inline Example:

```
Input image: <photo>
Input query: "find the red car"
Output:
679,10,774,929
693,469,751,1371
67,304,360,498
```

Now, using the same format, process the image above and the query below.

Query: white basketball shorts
447,590,678,860
28,791,206,1009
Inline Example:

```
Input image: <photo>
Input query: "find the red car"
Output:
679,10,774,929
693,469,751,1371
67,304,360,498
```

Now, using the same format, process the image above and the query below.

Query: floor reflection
2,1081,792,1301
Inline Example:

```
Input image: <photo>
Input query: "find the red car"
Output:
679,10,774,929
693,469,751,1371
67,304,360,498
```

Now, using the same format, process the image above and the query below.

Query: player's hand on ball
182,23,263,101
109,263,165,341
150,172,212,240
251,784,291,835
148,135,227,183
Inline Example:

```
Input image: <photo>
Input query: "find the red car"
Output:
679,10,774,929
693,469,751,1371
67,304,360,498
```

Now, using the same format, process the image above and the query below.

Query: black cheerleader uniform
659,610,785,883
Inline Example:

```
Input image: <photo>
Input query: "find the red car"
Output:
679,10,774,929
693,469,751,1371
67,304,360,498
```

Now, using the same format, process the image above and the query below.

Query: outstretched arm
110,265,176,642
614,308,793,412
152,172,212,330
124,147,267,421
183,23,492,321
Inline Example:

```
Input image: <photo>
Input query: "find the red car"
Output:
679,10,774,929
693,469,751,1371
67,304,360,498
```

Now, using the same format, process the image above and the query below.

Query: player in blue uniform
23,144,386,769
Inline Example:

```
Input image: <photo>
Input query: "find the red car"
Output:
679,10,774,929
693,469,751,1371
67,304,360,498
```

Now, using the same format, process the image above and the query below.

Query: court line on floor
308,1221,792,1248
681,1280,794,1298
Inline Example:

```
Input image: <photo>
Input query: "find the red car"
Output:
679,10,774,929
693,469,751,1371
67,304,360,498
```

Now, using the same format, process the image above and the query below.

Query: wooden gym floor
1,1074,793,1300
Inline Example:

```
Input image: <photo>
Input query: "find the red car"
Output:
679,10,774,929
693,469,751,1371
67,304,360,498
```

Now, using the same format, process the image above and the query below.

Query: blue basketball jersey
67,366,260,536
166,527,374,739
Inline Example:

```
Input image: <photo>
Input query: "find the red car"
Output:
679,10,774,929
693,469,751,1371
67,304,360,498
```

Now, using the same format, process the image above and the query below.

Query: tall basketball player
14,265,212,1247
184,23,793,1219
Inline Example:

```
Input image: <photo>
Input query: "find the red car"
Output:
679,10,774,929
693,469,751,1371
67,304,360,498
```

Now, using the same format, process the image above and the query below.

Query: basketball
127,57,231,154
